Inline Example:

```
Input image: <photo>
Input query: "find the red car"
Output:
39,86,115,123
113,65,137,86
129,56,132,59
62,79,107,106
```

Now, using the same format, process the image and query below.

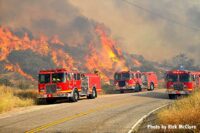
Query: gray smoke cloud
69,0,200,64
0,0,96,46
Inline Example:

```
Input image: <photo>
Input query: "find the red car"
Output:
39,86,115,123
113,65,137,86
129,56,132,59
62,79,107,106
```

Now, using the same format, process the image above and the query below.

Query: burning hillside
0,24,145,83
85,25,128,81
0,0,160,86
0,26,75,80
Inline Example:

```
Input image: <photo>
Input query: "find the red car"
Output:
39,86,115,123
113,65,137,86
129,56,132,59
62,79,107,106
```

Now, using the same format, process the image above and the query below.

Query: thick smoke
0,0,96,46
69,0,200,64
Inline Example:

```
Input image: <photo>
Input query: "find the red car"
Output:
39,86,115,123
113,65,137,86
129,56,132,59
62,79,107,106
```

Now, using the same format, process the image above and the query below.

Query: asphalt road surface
0,89,171,133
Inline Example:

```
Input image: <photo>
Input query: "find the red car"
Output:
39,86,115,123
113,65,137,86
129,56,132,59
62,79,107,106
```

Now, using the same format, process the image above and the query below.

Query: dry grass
0,85,37,113
158,91,200,131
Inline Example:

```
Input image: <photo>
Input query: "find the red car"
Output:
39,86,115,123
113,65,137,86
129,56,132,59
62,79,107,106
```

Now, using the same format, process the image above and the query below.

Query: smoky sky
69,0,200,64
0,0,96,46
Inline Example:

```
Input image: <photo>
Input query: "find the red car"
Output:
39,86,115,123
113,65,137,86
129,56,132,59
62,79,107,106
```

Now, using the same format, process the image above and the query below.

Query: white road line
127,104,169,133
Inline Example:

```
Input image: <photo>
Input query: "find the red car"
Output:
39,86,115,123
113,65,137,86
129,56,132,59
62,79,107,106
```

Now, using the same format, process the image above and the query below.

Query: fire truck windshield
166,73,190,82
52,73,66,83
179,74,190,82
122,73,130,79
114,73,121,80
39,74,50,83
114,73,130,80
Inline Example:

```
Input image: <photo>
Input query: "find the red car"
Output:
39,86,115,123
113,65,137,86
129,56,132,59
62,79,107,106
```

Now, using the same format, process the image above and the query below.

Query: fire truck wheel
135,84,142,92
94,89,97,98
70,90,79,102
87,88,97,99
169,94,176,99
149,83,154,91
120,90,124,93
92,88,97,98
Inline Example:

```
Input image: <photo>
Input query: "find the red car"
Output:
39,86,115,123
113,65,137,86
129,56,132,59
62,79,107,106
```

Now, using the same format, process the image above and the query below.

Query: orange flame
51,35,64,46
4,63,34,81
0,25,142,82
51,49,74,70
85,25,129,82
132,58,142,67
0,26,75,80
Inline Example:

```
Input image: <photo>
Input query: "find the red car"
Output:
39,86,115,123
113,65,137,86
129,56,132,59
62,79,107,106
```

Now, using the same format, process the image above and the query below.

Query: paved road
0,89,171,133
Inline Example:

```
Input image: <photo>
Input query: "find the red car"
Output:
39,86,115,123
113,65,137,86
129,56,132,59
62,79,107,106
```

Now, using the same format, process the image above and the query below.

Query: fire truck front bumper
116,86,135,90
37,92,72,99
166,89,193,95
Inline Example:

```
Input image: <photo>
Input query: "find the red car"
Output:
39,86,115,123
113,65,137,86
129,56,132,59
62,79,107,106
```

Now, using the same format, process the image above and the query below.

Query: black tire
70,90,79,102
46,98,56,104
150,83,154,91
95,89,98,98
135,84,142,92
169,94,176,99
120,89,124,93
168,94,172,99
87,88,97,99
92,88,97,98
139,85,142,91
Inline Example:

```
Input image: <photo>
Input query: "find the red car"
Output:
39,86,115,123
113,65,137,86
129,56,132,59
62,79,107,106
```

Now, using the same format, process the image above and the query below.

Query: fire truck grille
119,81,126,87
173,84,184,91
46,84,57,94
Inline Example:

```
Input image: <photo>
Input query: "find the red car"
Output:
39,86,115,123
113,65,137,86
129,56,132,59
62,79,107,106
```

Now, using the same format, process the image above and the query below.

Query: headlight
114,82,118,86
116,82,118,86
57,87,61,91
170,84,174,88
39,88,45,92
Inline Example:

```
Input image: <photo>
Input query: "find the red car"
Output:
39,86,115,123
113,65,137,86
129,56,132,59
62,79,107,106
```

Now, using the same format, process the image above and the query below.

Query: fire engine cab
38,69,101,103
114,71,158,93
165,70,200,99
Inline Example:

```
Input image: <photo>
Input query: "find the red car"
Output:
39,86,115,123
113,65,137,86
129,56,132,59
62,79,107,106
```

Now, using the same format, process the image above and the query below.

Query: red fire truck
165,70,200,99
142,72,158,90
114,71,158,93
38,69,101,103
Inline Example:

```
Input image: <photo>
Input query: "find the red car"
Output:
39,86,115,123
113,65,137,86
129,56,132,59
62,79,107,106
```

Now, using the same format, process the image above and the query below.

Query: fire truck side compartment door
74,73,81,91
81,76,89,95
66,73,73,90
